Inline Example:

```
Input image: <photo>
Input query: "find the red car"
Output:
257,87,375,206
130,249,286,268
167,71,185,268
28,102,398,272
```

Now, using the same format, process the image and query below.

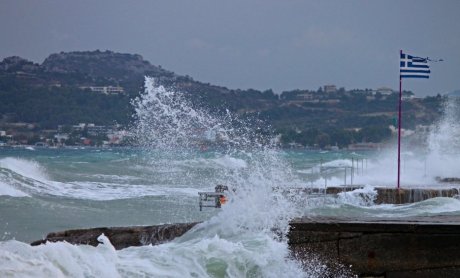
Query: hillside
0,50,281,124
0,50,445,147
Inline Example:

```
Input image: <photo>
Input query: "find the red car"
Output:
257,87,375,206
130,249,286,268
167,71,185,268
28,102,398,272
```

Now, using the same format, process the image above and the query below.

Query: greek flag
400,52,430,78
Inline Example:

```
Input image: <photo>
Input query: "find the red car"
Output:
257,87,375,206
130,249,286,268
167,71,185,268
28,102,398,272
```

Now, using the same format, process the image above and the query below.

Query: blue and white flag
400,52,430,79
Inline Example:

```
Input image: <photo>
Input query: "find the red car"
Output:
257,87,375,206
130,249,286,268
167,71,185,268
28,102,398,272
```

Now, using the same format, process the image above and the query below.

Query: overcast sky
1,0,459,96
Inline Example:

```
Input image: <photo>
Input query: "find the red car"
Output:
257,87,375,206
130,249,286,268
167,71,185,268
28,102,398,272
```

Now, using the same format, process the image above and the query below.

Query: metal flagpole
397,50,403,189
397,50,437,189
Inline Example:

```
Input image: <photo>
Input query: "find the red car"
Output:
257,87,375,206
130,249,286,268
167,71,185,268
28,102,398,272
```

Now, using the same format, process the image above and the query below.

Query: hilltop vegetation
0,50,444,147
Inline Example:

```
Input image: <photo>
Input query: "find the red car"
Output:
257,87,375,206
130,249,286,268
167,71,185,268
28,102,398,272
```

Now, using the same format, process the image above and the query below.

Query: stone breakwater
31,222,199,250
299,186,460,204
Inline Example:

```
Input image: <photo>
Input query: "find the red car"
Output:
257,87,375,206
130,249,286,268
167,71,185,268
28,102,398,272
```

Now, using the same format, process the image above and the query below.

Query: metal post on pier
351,158,354,185
352,158,354,184
324,168,327,188
344,167,347,186
311,167,314,186
424,157,427,177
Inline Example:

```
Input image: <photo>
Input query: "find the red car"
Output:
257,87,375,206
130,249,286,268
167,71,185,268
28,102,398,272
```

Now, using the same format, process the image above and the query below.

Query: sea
0,78,459,277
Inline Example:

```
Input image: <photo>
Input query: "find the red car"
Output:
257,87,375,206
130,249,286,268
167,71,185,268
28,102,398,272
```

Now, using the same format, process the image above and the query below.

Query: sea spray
133,78,236,188
132,78,301,229
300,97,460,223
426,96,460,179
130,77,334,276
322,97,460,187
337,185,377,206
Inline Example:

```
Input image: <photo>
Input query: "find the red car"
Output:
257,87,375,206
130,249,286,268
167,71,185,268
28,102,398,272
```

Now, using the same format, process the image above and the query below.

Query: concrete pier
289,215,460,277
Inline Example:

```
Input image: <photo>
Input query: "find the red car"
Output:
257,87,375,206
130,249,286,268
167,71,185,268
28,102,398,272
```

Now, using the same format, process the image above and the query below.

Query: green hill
0,50,445,147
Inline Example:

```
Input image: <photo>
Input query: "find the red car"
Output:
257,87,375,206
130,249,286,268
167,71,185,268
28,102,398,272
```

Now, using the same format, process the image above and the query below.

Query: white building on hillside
323,85,337,93
80,86,125,95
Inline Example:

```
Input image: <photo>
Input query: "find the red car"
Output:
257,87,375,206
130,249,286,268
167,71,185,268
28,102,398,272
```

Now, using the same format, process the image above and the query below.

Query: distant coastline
0,50,447,150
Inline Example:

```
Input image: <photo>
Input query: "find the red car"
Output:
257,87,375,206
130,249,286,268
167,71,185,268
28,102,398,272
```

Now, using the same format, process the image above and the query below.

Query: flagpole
397,50,402,190
397,50,436,189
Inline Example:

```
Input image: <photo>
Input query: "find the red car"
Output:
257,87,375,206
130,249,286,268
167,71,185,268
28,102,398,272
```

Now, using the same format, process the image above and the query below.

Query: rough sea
1,78,459,277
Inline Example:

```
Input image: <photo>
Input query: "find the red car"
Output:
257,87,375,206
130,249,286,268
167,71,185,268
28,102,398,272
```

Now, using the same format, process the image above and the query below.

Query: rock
31,222,199,250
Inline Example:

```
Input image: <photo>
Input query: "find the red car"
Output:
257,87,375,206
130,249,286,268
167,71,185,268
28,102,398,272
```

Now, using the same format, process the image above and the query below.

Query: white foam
0,232,325,278
0,156,207,200
211,155,247,169
0,236,119,277
370,197,460,216
417,197,460,214
60,182,202,200
349,98,460,187
0,157,53,197
0,180,29,197
337,185,377,206
0,157,49,183
158,155,248,171
322,159,352,168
